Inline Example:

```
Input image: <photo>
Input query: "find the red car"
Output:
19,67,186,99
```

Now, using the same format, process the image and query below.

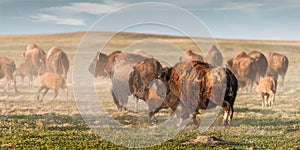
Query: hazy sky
0,0,300,40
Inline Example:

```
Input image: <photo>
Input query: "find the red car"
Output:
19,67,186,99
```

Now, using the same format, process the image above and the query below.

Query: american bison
248,50,268,79
42,46,70,80
15,61,35,86
134,80,177,123
89,51,163,111
227,51,257,92
158,61,238,127
23,43,46,76
0,57,17,93
256,75,277,108
179,49,204,62
37,72,68,101
266,52,289,86
205,45,223,66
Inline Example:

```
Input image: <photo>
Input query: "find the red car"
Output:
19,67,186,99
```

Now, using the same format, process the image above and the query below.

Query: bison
157,61,238,127
89,51,163,111
205,45,223,66
15,61,35,86
248,50,268,79
37,72,68,101
256,75,277,108
179,49,204,62
266,52,289,87
23,43,46,76
0,57,17,93
41,46,70,80
227,51,257,92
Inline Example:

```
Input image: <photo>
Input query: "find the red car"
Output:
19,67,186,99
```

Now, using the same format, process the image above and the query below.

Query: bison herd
0,43,69,101
0,43,289,127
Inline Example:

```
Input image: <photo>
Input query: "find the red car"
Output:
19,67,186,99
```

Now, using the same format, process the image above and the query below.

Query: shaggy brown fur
266,52,289,86
256,76,277,107
37,72,68,101
0,57,17,93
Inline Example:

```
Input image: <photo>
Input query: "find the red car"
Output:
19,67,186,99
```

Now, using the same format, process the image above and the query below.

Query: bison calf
37,72,68,101
256,76,277,108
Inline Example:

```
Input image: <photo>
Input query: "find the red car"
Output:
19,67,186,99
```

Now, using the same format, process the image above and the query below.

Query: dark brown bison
89,51,163,111
37,72,68,101
248,50,268,79
179,49,204,62
158,61,238,127
15,61,35,86
23,43,46,76
129,58,163,112
134,80,178,123
266,52,289,86
227,51,257,92
205,45,223,66
256,75,277,108
0,57,17,93
42,46,69,80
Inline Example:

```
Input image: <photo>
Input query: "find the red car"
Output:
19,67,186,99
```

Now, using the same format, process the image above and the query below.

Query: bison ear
255,82,259,85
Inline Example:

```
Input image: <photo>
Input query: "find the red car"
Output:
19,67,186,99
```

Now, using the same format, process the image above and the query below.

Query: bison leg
192,113,199,128
261,94,265,108
270,92,275,108
64,88,69,101
3,78,11,92
222,101,230,126
110,89,122,111
41,88,49,101
52,89,59,100
265,93,270,107
28,74,33,87
135,98,139,113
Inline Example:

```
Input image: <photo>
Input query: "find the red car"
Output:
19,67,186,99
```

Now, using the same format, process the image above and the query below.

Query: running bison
88,51,162,112
179,49,204,62
41,46,70,80
266,52,289,86
256,75,277,108
23,43,46,76
248,50,268,79
205,45,223,66
0,57,17,93
227,51,257,92
157,61,238,127
15,61,35,86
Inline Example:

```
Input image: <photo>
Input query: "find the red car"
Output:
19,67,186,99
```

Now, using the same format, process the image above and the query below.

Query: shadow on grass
235,107,276,114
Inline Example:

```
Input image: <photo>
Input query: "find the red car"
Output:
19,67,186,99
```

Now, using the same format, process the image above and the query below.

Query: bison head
88,52,109,78
128,67,142,94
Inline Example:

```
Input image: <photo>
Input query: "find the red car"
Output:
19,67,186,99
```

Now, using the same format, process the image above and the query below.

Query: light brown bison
248,50,268,79
23,43,46,76
37,72,68,101
266,52,289,86
227,51,257,92
15,61,35,86
42,46,70,80
158,61,238,127
256,75,277,108
205,45,223,66
0,57,17,93
179,49,204,62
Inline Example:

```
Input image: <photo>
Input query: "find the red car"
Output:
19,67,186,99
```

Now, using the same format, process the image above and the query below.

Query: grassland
0,32,299,149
